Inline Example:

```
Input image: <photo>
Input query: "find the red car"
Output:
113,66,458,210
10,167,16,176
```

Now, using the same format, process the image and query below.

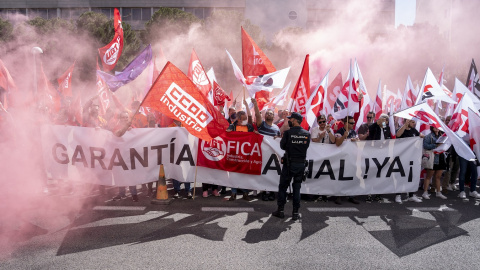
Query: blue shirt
257,121,280,137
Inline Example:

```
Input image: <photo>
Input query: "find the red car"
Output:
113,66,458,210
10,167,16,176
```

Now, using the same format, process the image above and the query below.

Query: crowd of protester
8,91,479,205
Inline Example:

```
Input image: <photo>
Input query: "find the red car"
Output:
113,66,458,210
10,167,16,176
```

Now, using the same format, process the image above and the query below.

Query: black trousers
277,162,305,209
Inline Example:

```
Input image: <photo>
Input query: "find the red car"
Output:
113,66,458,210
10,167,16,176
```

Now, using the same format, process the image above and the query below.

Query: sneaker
202,191,208,198
268,192,276,201
365,195,373,203
187,192,193,199
469,191,480,199
292,212,300,221
395,195,402,203
243,193,253,201
407,195,422,203
173,192,179,199
229,194,237,201
422,192,430,200
436,192,447,199
459,191,466,199
374,195,383,202
112,195,125,201
132,194,139,202
262,192,269,201
348,197,360,204
212,189,220,197
272,210,285,219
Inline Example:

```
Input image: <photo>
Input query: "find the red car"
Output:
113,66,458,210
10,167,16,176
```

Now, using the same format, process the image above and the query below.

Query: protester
226,105,258,201
311,114,335,144
333,116,360,205
422,126,448,200
457,133,480,199
274,110,284,125
441,116,459,194
227,106,236,124
272,112,310,221
357,111,375,140
252,98,280,201
395,119,423,203
111,111,138,202
169,119,193,199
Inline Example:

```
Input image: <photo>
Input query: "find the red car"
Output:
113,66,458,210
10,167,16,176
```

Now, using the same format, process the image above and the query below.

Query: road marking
307,207,359,212
407,207,457,212
93,206,146,211
202,207,255,212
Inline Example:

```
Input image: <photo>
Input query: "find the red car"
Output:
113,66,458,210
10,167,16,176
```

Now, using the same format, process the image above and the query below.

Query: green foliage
143,7,201,43
0,17,13,43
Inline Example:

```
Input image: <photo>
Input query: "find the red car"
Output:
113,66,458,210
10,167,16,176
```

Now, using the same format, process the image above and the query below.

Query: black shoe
292,212,300,221
229,194,237,201
321,195,328,202
112,195,125,201
348,197,360,204
132,195,139,202
374,195,383,202
262,192,269,201
243,193,253,201
272,210,285,219
334,197,342,205
220,187,227,195
268,193,276,201
365,195,373,203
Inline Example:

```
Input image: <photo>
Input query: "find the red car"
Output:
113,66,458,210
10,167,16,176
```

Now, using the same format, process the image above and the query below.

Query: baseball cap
287,112,303,122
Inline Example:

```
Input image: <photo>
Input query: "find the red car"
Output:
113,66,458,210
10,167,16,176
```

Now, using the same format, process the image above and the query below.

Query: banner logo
201,136,226,161
191,60,209,86
104,36,121,65
162,82,213,129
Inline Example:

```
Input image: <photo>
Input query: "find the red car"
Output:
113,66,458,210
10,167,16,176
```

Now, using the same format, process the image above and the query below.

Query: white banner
42,125,422,196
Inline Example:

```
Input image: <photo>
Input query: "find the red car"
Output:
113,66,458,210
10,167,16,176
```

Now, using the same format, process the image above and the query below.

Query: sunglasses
367,117,373,119
348,122,355,125
318,121,326,124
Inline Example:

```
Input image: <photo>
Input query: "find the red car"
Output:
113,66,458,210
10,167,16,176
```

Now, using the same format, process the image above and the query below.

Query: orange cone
151,164,173,205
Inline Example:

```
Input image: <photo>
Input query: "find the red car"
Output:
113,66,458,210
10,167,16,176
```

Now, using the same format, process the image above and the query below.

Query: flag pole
193,163,198,200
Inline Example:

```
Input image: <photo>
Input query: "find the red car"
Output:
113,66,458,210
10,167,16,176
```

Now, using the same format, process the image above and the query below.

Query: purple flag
97,44,153,92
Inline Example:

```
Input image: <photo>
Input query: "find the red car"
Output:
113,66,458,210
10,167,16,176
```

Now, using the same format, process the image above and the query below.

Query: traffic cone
151,164,173,205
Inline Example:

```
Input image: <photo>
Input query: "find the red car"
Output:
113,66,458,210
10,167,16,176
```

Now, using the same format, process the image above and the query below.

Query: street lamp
31,46,43,98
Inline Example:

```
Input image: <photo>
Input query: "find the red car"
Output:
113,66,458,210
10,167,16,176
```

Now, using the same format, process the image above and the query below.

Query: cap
287,112,303,122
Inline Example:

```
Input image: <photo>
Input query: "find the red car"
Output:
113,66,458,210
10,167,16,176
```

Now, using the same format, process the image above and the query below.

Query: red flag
241,26,276,110
141,62,229,141
197,132,264,175
373,80,383,120
98,8,123,71
38,62,61,112
212,81,230,107
96,61,110,113
57,61,75,97
187,49,211,96
72,94,83,126
290,55,310,129
0,59,16,92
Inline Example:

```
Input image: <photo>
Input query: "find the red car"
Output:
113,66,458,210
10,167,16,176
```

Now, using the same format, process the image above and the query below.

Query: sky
395,0,416,28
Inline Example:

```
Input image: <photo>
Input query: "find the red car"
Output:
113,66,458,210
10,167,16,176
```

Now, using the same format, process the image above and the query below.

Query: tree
142,7,201,43
0,17,13,44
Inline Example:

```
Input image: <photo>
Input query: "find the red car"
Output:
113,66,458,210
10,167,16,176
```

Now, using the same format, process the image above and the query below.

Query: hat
287,112,303,122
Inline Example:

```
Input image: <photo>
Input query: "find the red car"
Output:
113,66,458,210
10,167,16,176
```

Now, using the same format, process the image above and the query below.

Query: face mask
382,122,386,128
288,121,293,127
241,120,248,125
231,113,236,120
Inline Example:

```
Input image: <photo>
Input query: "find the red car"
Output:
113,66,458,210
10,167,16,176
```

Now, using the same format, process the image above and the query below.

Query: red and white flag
98,8,123,71
355,59,372,131
245,67,290,98
187,49,211,97
226,50,246,85
448,90,480,138
332,61,357,119
140,62,229,141
401,76,418,110
306,71,329,128
57,61,75,97
212,81,230,107
468,108,480,160
0,59,16,92
241,26,276,111
415,68,456,105
290,55,310,129
373,80,383,120
265,81,291,109
323,72,342,116
395,102,476,160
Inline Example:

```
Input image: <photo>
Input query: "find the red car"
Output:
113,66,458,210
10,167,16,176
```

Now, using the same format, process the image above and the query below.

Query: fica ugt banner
197,131,263,175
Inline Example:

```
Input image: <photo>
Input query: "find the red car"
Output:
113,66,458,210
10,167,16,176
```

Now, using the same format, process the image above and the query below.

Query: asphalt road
2,183,480,269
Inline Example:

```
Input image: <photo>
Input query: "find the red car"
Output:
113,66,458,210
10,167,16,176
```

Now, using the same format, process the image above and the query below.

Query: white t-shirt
310,126,333,144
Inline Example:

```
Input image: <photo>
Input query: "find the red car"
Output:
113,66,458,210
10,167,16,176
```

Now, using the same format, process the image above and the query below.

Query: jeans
277,162,304,210
172,179,191,193
118,186,137,196
458,157,478,192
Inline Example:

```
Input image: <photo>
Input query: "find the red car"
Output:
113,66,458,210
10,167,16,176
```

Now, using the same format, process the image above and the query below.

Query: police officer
272,112,310,221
